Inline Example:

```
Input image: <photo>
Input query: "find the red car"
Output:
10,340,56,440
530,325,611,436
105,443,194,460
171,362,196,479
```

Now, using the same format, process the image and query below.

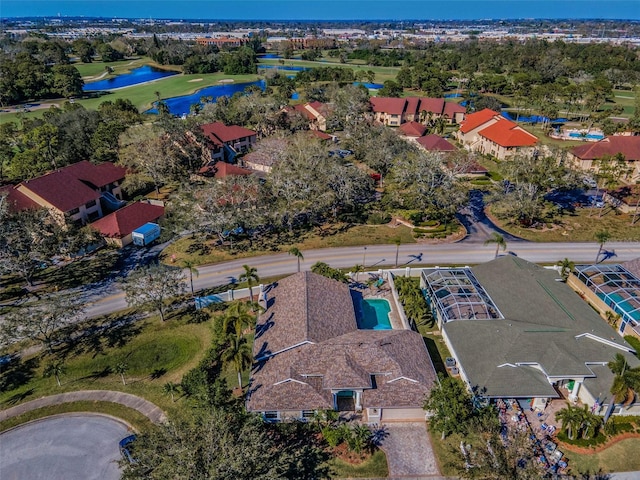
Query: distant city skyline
3,1,640,21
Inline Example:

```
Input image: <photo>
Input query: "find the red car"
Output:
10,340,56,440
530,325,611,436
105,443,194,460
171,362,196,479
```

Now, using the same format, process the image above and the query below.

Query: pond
146,80,266,116
257,64,310,72
83,65,178,91
353,82,383,89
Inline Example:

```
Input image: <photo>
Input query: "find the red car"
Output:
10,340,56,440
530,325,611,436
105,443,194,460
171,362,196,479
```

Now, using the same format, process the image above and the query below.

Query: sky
2,1,640,21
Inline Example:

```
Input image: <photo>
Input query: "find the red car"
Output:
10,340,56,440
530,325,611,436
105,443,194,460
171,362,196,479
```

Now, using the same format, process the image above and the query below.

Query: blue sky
2,1,640,20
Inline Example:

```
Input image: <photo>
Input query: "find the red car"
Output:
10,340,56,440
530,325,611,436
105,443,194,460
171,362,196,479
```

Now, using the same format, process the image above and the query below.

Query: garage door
381,408,426,422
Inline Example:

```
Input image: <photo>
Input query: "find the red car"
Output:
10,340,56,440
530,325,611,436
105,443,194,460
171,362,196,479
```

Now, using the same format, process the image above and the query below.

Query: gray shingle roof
441,257,638,398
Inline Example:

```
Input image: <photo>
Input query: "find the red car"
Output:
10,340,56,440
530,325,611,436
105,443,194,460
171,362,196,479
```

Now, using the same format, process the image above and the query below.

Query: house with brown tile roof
287,101,332,132
9,160,126,225
370,97,466,127
197,161,253,179
247,272,437,423
201,122,257,163
569,136,640,183
416,134,457,152
242,137,288,173
456,109,538,160
398,121,427,137
90,201,165,248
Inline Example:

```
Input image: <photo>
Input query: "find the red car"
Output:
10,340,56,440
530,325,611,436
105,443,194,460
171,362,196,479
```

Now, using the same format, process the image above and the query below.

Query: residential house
197,162,253,179
4,161,126,225
398,121,427,137
242,137,288,173
90,201,165,248
415,134,456,153
568,136,640,183
370,97,466,126
421,257,640,415
456,109,538,160
247,272,437,423
201,122,257,164
287,101,331,132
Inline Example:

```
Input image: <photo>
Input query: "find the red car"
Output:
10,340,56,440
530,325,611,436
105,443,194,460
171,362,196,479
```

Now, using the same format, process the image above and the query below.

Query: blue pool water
444,93,462,98
358,299,392,330
353,82,383,89
146,80,266,116
83,65,178,91
568,132,605,140
597,292,640,322
291,92,299,99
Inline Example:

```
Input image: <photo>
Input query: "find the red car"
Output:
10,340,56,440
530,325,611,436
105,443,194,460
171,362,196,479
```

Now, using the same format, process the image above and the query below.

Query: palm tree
222,335,252,389
239,265,260,304
579,406,602,440
484,232,507,259
608,353,640,405
393,237,402,267
352,264,364,282
43,360,66,387
555,403,583,440
605,310,621,328
163,381,180,402
223,301,256,338
115,362,128,386
288,247,304,273
595,230,611,263
182,260,199,297
557,258,575,282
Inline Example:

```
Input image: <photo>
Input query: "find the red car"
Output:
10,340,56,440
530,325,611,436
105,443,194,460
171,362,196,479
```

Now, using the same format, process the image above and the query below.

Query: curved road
83,241,640,320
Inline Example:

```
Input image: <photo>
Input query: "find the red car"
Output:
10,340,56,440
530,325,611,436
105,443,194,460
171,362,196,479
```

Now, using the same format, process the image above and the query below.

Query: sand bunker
188,78,204,82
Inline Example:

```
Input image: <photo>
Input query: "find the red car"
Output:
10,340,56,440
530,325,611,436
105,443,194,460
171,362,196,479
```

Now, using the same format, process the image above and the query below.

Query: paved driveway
0,414,131,480
380,422,440,477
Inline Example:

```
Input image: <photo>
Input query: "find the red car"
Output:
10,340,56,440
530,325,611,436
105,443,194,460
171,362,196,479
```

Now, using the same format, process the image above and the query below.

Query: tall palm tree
557,258,575,282
579,406,602,440
555,403,583,440
239,265,260,304
608,353,640,405
222,335,253,389
288,247,304,273
223,301,256,338
484,232,507,259
43,360,66,387
605,310,621,328
163,381,180,402
182,260,199,297
352,264,364,282
595,230,611,263
115,362,128,386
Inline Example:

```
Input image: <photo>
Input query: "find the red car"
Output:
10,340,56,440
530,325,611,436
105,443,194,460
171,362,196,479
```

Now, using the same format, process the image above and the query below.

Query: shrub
322,424,349,448
367,211,391,225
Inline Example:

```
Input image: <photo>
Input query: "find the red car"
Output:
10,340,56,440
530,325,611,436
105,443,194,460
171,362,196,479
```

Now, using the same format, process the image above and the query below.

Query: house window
264,411,279,421
68,207,80,216
301,410,315,420
86,200,97,208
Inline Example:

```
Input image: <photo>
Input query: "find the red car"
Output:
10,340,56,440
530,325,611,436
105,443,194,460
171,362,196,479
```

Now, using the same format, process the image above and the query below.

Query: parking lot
0,414,131,480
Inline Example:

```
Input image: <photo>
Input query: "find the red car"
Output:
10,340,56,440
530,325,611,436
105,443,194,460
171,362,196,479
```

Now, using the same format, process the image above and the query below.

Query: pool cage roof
574,264,640,325
422,268,503,323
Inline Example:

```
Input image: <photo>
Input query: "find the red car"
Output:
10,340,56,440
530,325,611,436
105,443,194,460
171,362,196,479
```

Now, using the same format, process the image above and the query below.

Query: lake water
83,65,178,91
146,80,266,116
353,82,383,89
257,64,310,72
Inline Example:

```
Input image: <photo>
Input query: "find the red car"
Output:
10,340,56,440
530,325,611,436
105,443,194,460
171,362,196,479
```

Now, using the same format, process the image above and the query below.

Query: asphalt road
0,414,130,480
83,241,640,320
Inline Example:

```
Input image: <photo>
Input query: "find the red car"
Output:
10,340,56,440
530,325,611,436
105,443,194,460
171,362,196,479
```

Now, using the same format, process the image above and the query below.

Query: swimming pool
568,132,605,140
596,291,640,322
358,298,392,330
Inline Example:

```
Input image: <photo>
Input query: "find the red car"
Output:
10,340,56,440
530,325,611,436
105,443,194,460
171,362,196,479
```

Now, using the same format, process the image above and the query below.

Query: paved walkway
380,422,440,477
0,390,166,424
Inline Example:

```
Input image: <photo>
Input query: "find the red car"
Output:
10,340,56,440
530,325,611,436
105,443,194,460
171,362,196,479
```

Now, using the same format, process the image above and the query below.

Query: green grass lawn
563,437,640,474
162,224,416,267
490,206,640,242
258,58,400,83
0,313,212,416
328,449,389,478
0,71,260,124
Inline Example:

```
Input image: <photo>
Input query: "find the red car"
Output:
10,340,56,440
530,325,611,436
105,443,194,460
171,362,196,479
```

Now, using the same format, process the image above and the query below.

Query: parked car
588,196,605,208
583,177,597,189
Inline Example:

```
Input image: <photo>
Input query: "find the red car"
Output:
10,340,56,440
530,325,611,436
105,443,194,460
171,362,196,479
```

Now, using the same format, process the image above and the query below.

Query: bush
557,430,607,447
366,211,391,225
417,220,439,227
624,335,640,356
322,424,348,448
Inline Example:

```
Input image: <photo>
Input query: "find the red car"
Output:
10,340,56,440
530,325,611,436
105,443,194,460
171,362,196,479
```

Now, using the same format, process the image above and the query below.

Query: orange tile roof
479,120,538,147
459,108,500,134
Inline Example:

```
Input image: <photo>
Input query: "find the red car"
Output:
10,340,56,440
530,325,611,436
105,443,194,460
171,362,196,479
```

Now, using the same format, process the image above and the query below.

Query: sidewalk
0,390,166,424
